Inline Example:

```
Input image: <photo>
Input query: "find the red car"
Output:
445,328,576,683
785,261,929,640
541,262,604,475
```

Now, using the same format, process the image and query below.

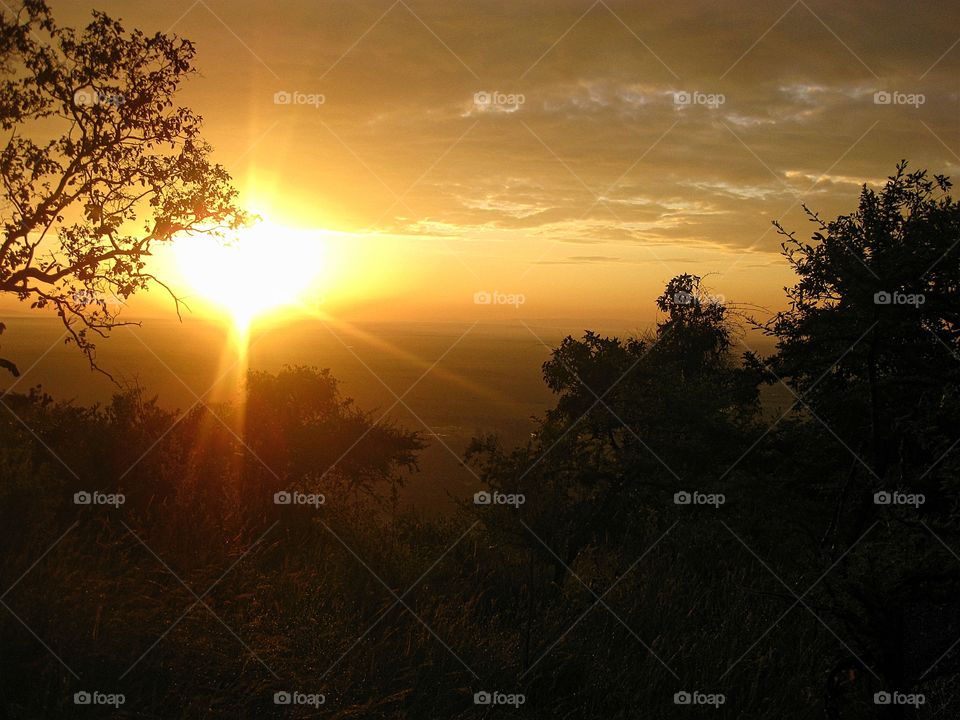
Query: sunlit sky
13,0,960,325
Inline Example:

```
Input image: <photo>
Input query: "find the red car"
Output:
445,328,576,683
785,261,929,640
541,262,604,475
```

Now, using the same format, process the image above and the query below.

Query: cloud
536,255,624,265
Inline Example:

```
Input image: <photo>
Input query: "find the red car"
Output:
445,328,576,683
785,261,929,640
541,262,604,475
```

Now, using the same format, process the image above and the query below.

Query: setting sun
173,219,327,332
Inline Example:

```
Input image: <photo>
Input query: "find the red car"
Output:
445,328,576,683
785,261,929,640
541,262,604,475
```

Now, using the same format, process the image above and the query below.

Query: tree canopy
0,0,245,374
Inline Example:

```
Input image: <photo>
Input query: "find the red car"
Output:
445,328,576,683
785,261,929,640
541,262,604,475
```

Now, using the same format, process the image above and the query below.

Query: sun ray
287,301,519,409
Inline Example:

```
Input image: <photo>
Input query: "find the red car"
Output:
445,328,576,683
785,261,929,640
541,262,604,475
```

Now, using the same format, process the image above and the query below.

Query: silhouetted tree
467,274,764,583
0,0,246,374
759,162,960,718
243,366,425,522
761,161,960,496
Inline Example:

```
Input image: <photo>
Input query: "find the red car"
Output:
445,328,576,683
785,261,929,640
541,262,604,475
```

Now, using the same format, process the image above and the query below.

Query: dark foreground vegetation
1,166,959,718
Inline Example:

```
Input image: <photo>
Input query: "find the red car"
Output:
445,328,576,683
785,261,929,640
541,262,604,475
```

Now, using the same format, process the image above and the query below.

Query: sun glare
174,220,327,335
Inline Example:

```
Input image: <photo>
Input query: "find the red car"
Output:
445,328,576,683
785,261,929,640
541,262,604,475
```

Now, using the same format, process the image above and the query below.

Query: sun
174,219,326,335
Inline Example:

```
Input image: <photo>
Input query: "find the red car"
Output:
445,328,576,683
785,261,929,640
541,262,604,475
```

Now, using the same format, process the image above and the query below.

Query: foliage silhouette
0,0,246,375
757,162,960,719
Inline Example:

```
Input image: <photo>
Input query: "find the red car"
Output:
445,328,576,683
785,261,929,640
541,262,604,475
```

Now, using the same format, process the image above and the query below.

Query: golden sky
26,0,960,323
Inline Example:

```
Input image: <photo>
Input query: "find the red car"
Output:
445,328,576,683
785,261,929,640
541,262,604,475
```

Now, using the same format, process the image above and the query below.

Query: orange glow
173,219,328,338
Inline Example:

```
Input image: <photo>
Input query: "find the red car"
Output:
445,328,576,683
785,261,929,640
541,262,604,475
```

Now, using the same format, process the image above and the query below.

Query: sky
16,0,960,323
